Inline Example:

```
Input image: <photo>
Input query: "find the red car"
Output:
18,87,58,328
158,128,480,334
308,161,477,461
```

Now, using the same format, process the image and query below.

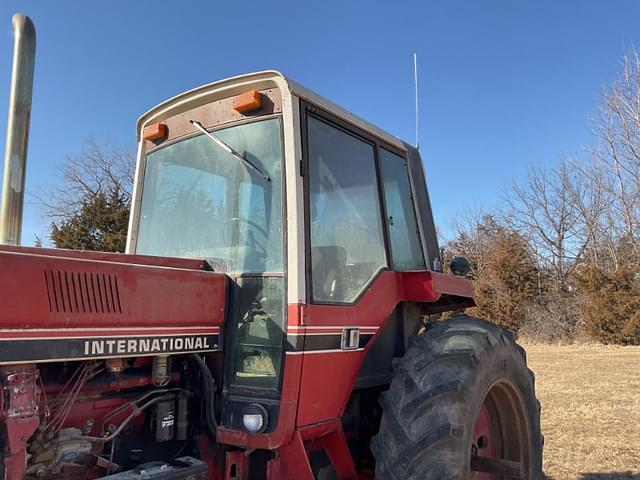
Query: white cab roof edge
136,70,407,151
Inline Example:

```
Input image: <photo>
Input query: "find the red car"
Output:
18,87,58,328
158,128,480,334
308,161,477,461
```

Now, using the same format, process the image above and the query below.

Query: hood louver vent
44,270,122,314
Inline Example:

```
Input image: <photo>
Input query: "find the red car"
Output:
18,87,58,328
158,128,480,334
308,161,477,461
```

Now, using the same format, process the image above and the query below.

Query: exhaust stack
0,14,36,245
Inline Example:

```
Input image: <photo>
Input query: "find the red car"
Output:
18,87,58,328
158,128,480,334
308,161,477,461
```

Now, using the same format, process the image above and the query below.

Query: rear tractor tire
370,315,543,479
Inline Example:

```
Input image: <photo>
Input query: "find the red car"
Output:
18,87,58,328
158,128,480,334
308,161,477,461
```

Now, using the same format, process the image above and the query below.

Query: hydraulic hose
190,354,218,437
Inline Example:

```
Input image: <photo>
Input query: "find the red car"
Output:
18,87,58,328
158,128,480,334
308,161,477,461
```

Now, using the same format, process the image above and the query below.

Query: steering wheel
222,217,268,257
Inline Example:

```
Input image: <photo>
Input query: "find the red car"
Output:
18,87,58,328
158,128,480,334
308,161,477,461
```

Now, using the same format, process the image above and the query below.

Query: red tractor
0,15,542,480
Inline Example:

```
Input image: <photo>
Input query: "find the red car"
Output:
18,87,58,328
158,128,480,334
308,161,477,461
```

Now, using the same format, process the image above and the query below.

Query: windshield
135,117,284,273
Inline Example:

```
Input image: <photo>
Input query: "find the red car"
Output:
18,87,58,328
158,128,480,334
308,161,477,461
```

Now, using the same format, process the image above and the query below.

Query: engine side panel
0,247,227,364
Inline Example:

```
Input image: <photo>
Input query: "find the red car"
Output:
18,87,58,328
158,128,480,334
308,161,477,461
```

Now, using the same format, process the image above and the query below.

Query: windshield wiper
190,119,271,183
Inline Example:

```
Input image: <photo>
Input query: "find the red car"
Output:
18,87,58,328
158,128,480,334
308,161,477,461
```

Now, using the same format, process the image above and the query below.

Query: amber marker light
143,123,167,141
233,90,262,113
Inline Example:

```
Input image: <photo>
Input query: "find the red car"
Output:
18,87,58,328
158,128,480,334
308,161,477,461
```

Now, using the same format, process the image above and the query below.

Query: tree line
443,52,640,345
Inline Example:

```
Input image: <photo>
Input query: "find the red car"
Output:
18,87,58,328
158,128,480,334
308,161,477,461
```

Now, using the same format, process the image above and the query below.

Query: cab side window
379,149,425,270
307,116,387,303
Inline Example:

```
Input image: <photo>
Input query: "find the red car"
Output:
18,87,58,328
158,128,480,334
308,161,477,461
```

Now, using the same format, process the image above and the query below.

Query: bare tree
505,159,585,288
34,138,135,250
445,206,494,277
35,138,135,219
565,158,611,269
587,51,640,263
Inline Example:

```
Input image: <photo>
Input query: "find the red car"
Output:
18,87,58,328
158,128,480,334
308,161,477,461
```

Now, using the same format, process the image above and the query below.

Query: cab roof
136,70,409,151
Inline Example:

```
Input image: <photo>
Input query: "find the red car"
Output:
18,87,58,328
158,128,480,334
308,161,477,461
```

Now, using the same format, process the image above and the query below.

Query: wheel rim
470,380,532,479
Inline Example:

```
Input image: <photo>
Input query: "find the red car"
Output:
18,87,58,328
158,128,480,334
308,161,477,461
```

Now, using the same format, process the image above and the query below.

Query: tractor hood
0,245,228,364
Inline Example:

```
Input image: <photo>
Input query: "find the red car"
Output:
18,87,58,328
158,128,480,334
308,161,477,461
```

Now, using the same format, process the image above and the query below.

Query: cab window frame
301,102,411,305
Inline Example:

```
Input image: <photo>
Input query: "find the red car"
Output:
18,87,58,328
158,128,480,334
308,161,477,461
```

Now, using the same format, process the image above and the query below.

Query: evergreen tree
446,215,544,333
574,265,640,345
50,188,129,252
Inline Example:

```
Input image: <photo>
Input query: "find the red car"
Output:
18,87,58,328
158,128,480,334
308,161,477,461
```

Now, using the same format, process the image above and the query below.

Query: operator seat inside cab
311,245,347,300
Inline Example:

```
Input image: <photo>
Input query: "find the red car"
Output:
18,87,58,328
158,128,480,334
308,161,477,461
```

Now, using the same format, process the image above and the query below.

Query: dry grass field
525,344,640,480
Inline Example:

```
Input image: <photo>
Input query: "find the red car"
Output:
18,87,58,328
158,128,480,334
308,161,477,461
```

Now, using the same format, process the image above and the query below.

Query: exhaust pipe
0,14,36,245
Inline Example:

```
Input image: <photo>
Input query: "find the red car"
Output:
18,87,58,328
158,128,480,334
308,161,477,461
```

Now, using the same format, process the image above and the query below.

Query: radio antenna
413,53,420,149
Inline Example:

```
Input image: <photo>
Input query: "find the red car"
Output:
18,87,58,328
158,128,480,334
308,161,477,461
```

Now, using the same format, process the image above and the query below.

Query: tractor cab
127,71,454,438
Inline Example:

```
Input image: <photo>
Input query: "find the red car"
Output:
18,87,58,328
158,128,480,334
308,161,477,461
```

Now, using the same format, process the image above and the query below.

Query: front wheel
370,316,543,479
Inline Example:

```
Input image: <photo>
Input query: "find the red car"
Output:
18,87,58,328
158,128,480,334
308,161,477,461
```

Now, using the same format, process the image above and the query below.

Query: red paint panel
297,270,474,427
297,351,366,426
4,449,30,480
320,424,358,480
277,431,314,480
401,270,441,301
297,272,400,426
404,270,475,300
299,420,340,441
303,272,403,328
0,248,227,329
2,365,40,480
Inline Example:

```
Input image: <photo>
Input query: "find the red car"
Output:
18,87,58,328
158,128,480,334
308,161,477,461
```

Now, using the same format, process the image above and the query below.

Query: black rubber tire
370,315,543,479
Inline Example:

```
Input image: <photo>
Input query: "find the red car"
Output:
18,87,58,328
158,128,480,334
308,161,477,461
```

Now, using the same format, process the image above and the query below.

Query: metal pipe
0,14,36,245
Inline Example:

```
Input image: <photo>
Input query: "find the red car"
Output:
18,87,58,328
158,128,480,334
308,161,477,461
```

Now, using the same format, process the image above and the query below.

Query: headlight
242,403,269,434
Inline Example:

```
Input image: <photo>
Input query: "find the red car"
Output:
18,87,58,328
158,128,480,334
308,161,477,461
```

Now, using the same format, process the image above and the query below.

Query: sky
0,0,639,245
